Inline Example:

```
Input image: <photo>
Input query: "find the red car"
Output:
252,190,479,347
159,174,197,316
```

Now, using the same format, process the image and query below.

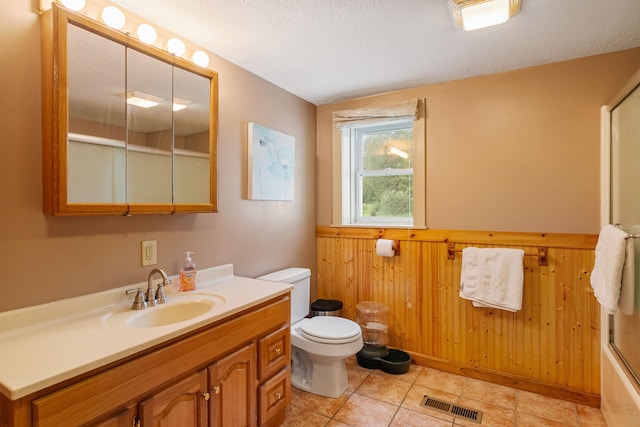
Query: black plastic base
356,346,411,374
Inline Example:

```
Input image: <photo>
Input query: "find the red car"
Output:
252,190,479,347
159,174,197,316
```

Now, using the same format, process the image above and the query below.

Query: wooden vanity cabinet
0,295,290,427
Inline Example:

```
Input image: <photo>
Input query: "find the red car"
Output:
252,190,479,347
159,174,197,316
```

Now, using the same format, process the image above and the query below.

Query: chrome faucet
147,268,169,306
126,268,170,310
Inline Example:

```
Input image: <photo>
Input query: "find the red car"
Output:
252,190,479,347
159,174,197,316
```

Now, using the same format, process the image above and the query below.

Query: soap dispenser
179,251,197,292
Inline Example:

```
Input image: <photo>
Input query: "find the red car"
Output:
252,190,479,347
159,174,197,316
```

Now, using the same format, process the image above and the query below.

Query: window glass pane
362,128,413,171
361,175,413,218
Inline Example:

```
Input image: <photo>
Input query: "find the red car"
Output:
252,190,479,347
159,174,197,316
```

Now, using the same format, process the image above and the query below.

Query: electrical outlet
141,240,157,266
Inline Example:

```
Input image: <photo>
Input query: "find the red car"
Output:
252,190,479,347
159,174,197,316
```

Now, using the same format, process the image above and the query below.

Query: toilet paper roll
376,239,396,257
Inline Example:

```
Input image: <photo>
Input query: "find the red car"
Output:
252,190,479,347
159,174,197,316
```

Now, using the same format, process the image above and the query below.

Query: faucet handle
156,281,167,304
126,288,147,310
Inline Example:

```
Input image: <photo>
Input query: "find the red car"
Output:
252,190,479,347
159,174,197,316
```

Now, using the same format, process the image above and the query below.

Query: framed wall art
247,122,295,201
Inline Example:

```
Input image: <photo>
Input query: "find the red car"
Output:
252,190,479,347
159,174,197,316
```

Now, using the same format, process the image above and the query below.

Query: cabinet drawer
258,326,290,380
258,368,290,427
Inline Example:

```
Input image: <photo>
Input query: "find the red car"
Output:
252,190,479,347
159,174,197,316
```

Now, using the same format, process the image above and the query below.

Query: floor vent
420,395,483,424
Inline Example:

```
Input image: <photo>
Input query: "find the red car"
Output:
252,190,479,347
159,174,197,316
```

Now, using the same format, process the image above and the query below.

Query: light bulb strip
51,0,210,67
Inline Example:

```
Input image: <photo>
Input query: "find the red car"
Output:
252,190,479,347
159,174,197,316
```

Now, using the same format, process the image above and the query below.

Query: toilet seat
297,317,361,344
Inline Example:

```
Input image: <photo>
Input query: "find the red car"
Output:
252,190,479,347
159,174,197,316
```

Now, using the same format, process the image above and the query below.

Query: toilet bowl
258,268,363,398
290,316,363,397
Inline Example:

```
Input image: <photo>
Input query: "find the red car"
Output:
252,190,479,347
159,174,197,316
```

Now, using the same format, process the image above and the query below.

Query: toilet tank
258,268,310,323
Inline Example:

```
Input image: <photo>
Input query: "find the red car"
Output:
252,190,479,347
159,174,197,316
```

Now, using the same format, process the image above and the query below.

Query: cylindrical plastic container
356,301,389,346
310,299,343,316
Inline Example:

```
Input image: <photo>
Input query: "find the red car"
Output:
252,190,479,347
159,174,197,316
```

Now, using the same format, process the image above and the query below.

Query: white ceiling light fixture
449,0,521,31
122,90,164,109
166,37,186,57
136,23,157,44
101,6,126,29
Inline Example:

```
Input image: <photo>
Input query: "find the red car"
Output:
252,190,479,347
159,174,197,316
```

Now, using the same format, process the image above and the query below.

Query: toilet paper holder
376,239,399,256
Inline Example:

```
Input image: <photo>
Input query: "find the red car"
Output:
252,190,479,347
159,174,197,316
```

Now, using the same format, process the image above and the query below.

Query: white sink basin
127,300,214,328
103,294,226,329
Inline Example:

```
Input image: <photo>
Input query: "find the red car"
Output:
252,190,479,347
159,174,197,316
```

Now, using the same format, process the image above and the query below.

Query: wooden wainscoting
316,227,601,406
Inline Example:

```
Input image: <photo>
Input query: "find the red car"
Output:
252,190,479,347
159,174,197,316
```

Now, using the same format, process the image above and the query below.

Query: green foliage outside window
360,128,413,218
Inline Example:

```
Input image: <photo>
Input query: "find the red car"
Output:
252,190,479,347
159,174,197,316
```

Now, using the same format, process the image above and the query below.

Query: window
332,99,425,228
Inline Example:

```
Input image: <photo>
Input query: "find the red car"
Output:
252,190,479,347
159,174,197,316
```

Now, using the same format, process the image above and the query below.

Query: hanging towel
591,224,635,315
459,247,525,312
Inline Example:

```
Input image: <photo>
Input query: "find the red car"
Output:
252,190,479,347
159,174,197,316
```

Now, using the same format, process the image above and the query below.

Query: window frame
332,100,426,229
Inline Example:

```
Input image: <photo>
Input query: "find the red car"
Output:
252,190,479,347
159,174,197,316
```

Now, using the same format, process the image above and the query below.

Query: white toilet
258,268,363,398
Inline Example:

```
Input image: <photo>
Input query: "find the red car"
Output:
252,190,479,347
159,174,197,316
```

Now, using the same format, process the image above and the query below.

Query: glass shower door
610,81,640,384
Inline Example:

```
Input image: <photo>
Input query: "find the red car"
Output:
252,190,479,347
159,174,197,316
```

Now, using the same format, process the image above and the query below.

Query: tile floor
281,356,607,427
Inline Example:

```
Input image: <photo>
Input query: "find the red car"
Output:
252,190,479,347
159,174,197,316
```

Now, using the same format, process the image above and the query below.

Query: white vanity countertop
0,264,292,400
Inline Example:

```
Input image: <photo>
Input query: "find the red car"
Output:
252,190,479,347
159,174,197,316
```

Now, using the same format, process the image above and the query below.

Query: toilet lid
297,317,361,344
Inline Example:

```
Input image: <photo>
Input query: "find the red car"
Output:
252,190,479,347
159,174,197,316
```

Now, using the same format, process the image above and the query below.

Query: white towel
591,224,635,315
459,247,525,312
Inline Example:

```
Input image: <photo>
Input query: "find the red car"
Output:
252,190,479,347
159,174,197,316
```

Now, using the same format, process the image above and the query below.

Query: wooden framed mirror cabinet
41,3,218,215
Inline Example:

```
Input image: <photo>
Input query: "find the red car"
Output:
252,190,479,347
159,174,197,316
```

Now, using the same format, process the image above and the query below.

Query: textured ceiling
112,0,640,105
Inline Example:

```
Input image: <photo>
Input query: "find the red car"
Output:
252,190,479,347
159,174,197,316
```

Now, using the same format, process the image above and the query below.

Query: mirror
42,4,218,215
67,23,126,204
126,48,174,206
173,66,212,204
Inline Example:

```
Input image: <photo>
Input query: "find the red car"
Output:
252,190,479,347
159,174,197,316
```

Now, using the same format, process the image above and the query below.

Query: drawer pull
274,347,282,356
212,385,221,395
202,392,210,401
274,392,282,400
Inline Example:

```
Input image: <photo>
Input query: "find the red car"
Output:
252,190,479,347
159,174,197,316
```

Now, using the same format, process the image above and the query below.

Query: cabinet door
139,370,208,427
209,343,257,427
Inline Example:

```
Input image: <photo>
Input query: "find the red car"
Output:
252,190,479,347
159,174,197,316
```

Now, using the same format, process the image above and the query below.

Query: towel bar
614,224,640,240
447,243,547,266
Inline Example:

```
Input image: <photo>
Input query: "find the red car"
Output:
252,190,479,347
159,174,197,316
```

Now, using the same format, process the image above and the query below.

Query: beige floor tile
355,371,412,405
375,361,424,384
415,367,466,396
462,377,516,409
345,358,372,392
285,362,609,427
290,386,352,418
281,403,331,427
333,393,399,427
516,412,576,427
516,390,578,425
390,407,453,426
400,383,458,423
576,403,607,426
455,397,516,427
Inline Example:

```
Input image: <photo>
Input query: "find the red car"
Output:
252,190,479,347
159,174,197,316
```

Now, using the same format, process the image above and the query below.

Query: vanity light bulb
192,50,210,67
166,38,186,57
136,24,157,44
60,0,86,11
101,6,125,30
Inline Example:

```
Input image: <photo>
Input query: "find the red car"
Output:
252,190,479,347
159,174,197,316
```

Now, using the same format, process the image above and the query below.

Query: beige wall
0,1,317,312
317,49,640,233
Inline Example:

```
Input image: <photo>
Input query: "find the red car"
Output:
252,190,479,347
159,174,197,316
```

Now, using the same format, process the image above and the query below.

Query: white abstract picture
248,123,295,201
